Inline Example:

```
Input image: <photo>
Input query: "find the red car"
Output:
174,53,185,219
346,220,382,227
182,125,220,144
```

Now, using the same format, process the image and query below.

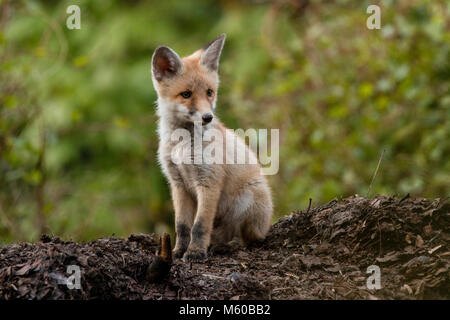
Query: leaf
415,235,424,248
15,264,32,276
299,255,323,268
376,252,400,263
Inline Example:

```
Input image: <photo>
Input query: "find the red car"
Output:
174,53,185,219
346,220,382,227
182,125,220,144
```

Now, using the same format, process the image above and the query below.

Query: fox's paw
209,240,241,255
183,248,207,263
172,247,187,259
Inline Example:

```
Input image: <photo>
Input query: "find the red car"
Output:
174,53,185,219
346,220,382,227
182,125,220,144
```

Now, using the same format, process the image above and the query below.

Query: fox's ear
152,46,183,81
200,33,226,72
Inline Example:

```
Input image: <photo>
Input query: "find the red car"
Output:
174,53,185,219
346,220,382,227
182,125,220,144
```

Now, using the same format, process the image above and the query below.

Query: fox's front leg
171,185,196,259
183,187,221,262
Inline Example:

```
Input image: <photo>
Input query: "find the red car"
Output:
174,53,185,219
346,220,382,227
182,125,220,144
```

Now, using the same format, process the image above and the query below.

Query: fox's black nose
202,113,213,123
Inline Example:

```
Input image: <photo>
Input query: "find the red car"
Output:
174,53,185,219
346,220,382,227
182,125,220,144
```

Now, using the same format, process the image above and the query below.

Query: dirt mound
265,195,449,299
0,195,448,299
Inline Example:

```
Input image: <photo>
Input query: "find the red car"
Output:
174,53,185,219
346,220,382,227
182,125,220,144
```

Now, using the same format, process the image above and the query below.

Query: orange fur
151,34,273,262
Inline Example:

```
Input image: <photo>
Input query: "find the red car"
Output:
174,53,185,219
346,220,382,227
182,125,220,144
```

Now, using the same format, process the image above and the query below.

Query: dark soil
0,195,449,300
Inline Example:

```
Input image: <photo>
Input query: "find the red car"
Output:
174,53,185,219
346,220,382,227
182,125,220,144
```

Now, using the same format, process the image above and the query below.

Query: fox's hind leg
240,188,272,246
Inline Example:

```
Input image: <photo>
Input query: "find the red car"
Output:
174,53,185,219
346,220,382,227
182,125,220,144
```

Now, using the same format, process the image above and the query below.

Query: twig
307,198,312,214
377,219,382,257
366,149,385,198
399,193,410,203
35,119,47,236
202,274,226,280
147,233,172,282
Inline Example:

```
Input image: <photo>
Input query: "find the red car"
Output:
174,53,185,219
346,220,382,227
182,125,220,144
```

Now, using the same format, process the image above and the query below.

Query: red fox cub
151,34,273,262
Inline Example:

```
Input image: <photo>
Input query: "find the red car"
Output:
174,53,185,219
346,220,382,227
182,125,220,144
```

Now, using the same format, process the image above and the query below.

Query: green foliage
0,0,449,242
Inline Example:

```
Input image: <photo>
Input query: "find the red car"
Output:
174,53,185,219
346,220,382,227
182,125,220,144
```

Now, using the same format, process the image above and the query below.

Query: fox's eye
180,90,192,99
206,89,213,97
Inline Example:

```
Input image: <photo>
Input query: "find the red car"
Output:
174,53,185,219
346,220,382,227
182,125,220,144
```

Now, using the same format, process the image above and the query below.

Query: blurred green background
0,0,449,243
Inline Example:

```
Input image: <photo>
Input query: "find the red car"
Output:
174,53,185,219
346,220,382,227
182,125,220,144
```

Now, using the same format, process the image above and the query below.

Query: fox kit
151,34,273,262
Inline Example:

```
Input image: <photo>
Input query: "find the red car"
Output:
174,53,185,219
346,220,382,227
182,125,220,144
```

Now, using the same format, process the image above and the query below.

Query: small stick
399,193,410,203
307,198,312,214
147,233,172,282
366,149,385,198
159,232,172,264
